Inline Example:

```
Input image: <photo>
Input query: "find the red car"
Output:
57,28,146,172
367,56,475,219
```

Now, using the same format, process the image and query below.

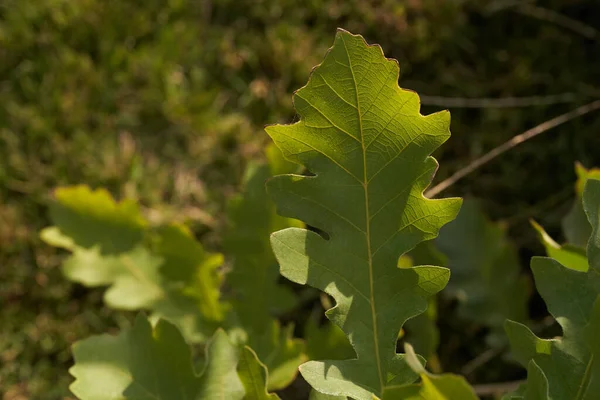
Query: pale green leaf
42,186,225,343
237,346,280,400
152,224,226,340
562,163,600,247
48,185,145,254
505,179,600,399
70,315,244,400
196,329,245,400
530,219,588,272
436,199,528,343
310,389,347,400
267,29,461,399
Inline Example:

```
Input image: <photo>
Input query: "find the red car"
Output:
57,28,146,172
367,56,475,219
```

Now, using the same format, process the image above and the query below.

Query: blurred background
1,0,599,398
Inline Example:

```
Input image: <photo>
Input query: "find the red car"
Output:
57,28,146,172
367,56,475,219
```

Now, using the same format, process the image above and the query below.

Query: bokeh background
1,0,599,398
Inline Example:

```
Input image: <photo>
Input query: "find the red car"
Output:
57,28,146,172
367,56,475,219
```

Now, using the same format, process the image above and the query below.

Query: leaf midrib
340,33,385,393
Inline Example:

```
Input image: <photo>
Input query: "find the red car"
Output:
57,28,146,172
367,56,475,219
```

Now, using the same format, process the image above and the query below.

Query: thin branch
517,4,599,40
461,346,505,376
486,2,599,40
473,380,525,396
420,93,578,108
425,99,600,198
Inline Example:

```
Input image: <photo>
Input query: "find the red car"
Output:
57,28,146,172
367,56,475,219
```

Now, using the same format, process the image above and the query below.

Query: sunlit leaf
267,29,461,399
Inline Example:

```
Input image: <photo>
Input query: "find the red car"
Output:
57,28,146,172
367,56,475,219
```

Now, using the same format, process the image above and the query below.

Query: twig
425,99,600,198
473,380,525,396
420,93,577,108
516,4,599,40
461,346,505,376
486,2,599,40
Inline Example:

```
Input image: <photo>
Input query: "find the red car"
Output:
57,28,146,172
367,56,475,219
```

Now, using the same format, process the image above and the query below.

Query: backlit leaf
267,29,461,399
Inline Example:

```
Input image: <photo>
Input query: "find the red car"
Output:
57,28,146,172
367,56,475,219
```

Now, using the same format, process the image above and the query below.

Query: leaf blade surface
267,29,461,399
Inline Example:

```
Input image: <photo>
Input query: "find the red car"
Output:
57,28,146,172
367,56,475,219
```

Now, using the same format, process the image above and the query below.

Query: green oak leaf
402,298,439,367
505,179,600,399
562,163,600,247
70,315,244,400
48,185,146,254
237,346,280,400
152,224,226,342
305,317,355,361
523,360,550,400
436,199,528,344
403,244,446,363
530,219,588,272
41,186,225,343
380,344,478,400
310,390,347,400
224,146,305,390
266,29,461,399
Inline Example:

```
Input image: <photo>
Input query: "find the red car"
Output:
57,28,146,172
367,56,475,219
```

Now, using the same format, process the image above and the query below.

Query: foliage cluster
34,30,600,399
1,1,600,398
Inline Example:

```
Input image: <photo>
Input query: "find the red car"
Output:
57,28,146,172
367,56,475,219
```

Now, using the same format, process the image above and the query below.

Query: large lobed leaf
267,29,461,399
505,179,600,399
70,314,279,400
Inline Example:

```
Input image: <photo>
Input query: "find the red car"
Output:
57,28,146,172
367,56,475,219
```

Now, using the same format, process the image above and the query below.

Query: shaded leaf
436,199,528,343
305,317,355,361
224,146,305,389
237,347,280,400
562,163,600,247
380,344,478,400
505,179,600,399
267,29,461,399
